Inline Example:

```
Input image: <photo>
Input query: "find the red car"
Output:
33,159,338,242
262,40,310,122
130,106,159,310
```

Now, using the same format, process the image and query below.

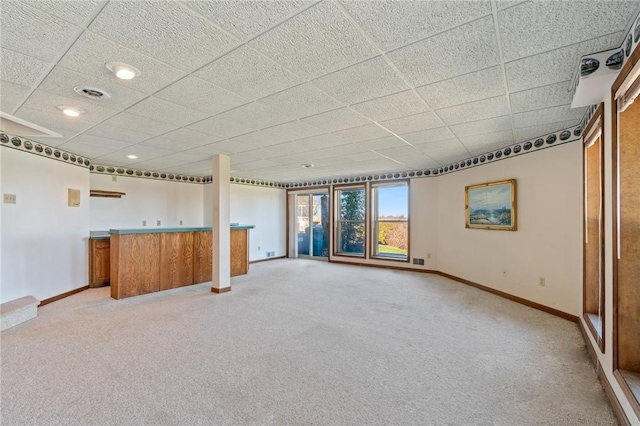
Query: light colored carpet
1,259,615,425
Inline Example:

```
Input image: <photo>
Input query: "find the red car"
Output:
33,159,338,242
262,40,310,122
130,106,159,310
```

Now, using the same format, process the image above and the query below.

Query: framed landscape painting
465,179,517,231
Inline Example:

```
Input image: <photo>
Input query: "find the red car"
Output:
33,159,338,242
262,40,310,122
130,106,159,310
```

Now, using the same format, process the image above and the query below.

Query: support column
211,155,231,294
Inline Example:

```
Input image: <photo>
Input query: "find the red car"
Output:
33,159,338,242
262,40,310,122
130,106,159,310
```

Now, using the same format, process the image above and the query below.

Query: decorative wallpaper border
90,164,207,184
0,132,90,168
2,110,591,189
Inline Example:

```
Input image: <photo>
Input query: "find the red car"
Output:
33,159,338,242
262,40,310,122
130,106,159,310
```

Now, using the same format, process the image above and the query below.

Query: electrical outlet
3,194,16,204
142,220,146,226
502,268,508,277
157,220,161,226
539,277,546,287
258,246,261,251
427,253,431,259
179,220,183,226
112,176,117,182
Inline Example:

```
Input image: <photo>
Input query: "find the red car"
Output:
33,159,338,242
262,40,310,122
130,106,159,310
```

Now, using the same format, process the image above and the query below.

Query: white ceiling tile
356,135,408,151
20,126,75,146
59,31,186,95
85,124,154,144
195,46,303,100
415,137,465,151
88,1,239,73
230,151,262,165
466,141,513,156
400,127,457,145
102,112,178,137
180,144,231,158
149,152,207,164
495,1,526,11
387,16,499,87
312,56,408,104
266,140,318,155
57,141,115,159
513,104,585,129
92,152,147,166
241,147,287,160
510,81,574,114
514,120,579,142
0,1,79,61
203,139,258,154
227,129,289,148
152,128,220,146
415,66,505,110
140,134,212,152
214,102,289,129
459,130,514,148
258,83,343,120
249,1,377,80
350,90,429,122
132,157,185,170
293,133,349,150
232,159,283,171
505,32,623,92
38,66,148,110
437,96,510,126
125,145,175,159
68,133,134,150
1,48,49,86
375,145,423,159
499,1,638,62
22,90,118,123
0,81,30,113
26,0,103,25
417,139,469,159
332,124,392,143
340,0,492,51
261,120,326,142
183,0,311,40
451,116,513,138
300,108,371,132
126,97,209,127
154,75,249,116
345,151,384,162
13,106,94,134
186,115,255,139
379,112,445,135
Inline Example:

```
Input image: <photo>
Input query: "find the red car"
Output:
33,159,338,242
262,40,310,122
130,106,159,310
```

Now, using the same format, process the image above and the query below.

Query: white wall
204,183,286,261
89,174,203,230
1,147,90,303
436,142,583,316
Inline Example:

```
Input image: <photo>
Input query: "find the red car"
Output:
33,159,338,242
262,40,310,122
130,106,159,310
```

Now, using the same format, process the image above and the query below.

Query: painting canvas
465,179,517,231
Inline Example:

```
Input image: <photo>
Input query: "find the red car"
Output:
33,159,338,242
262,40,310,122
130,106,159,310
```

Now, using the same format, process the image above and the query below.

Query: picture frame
465,179,517,231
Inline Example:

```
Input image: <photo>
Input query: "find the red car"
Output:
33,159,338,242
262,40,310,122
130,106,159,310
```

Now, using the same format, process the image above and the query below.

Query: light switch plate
3,194,16,204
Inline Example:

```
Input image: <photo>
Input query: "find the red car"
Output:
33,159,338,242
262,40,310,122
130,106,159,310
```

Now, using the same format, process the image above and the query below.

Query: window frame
370,180,410,262
333,184,367,258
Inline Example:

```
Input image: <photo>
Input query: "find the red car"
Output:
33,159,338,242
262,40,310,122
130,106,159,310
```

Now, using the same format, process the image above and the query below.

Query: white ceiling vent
74,86,111,101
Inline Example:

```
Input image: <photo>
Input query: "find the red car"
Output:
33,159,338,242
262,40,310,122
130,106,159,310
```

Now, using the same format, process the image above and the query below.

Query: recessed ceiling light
127,154,138,159
106,62,141,80
301,163,314,168
57,105,85,117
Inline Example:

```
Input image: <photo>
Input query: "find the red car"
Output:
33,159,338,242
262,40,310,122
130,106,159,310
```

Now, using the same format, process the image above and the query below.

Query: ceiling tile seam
56,1,327,150
501,29,627,66
332,1,450,165
9,0,110,116
509,79,573,96
490,0,516,150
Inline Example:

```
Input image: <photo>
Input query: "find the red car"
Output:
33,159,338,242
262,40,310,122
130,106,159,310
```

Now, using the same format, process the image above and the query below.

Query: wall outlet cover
3,194,16,204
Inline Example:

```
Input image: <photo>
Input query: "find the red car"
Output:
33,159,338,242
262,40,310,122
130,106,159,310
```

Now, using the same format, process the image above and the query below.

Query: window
335,186,365,256
582,104,604,351
372,183,408,260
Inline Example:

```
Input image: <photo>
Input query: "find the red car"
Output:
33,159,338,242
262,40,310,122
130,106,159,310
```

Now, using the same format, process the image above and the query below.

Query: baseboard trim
250,256,286,264
601,367,632,426
330,259,438,274
578,318,598,366
211,286,231,294
329,259,577,323
39,286,89,307
437,272,579,322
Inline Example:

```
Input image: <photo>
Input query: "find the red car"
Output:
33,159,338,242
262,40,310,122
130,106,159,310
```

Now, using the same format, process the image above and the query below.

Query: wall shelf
90,190,126,198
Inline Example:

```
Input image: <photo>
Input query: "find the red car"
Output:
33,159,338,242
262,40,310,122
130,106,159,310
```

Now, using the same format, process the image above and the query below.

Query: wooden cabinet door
90,239,111,286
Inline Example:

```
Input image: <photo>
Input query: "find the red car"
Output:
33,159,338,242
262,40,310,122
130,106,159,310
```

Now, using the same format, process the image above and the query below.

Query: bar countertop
108,225,255,235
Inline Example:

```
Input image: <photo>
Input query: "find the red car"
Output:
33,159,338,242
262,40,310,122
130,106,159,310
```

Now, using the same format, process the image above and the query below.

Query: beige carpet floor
1,259,615,425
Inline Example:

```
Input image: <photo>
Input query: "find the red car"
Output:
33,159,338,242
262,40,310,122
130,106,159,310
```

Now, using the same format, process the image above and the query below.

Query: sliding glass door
295,193,329,258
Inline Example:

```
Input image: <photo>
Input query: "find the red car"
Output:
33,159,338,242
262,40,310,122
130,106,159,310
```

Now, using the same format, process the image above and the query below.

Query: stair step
0,296,39,331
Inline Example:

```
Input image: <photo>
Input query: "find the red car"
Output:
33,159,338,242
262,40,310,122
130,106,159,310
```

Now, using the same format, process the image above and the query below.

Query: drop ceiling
1,0,638,182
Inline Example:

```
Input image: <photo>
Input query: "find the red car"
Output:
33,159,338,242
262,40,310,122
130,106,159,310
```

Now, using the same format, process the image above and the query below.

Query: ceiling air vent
74,86,111,101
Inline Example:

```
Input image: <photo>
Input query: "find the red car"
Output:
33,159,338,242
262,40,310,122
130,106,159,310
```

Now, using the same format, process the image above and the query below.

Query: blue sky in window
378,186,408,217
